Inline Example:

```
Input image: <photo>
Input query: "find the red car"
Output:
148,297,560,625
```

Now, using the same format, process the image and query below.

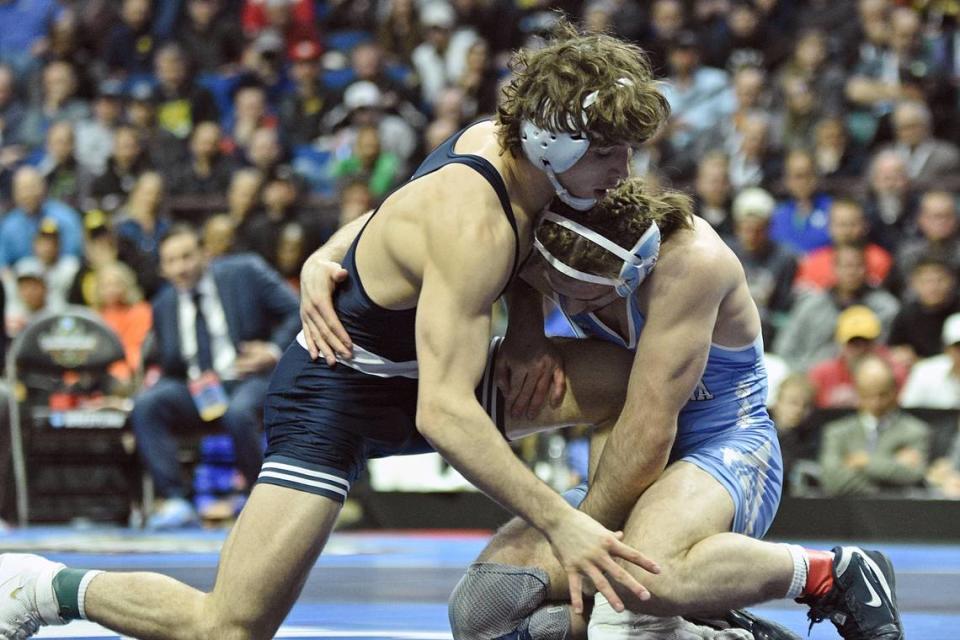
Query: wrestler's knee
449,563,571,640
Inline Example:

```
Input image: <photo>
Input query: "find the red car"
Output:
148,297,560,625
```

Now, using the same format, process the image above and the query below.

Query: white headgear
534,210,660,297
520,78,634,211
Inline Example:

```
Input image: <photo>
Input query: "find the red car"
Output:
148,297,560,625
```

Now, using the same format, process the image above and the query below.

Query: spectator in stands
0,63,25,153
768,149,832,255
202,214,237,260
892,190,960,291
36,120,92,210
811,116,867,179
154,43,220,140
769,372,818,482
69,210,160,305
412,1,478,108
726,111,781,191
241,0,320,60
659,30,731,178
133,224,299,529
713,65,768,153
74,79,126,176
331,125,400,200
771,77,822,151
888,257,960,368
4,261,50,337
775,28,846,117
278,41,332,148
177,0,244,74
350,41,425,127
244,127,284,179
325,81,418,167
900,312,960,410
863,150,920,252
168,122,235,198
11,219,79,311
338,178,373,229
701,0,786,71
808,305,907,409
124,81,187,176
887,100,960,187
794,198,892,292
774,244,900,371
640,0,686,75
819,356,932,496
18,60,89,150
103,0,157,78
926,427,960,499
844,7,915,146
0,0,63,76
223,83,276,159
457,38,499,119
728,187,796,346
238,166,329,267
224,168,263,238
0,167,83,268
89,125,151,213
115,172,171,260
378,0,423,64
91,260,152,386
692,152,733,241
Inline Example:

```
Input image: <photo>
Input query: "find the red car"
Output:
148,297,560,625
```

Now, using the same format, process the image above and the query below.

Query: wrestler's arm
414,206,656,614
579,251,727,530
495,272,567,419
299,211,373,363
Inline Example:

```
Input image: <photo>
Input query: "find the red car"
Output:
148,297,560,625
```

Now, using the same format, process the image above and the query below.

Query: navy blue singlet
332,122,520,365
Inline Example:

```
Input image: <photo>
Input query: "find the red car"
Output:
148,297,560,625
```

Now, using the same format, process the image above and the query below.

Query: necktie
193,290,214,372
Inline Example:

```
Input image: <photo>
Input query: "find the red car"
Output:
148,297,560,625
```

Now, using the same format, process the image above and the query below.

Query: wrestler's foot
0,554,66,640
687,609,802,640
590,594,752,639
798,546,903,640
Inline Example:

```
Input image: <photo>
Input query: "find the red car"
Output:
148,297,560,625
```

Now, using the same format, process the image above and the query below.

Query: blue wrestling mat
1,527,956,639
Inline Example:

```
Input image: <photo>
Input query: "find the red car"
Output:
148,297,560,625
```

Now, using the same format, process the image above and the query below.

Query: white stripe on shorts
261,462,351,489
258,471,349,498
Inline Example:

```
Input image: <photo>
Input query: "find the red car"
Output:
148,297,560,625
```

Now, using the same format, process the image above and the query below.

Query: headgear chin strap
520,78,634,212
534,210,661,298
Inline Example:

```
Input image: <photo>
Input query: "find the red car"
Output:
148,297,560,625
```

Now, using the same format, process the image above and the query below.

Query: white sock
783,544,808,599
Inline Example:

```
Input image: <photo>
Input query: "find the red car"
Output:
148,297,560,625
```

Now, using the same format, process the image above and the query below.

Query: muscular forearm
419,401,572,533
578,417,675,529
313,211,373,263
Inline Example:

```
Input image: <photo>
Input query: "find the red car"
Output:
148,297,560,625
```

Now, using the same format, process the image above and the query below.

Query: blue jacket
151,253,300,379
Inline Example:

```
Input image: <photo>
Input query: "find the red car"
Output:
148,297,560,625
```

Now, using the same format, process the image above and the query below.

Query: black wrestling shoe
797,546,904,640
686,609,802,640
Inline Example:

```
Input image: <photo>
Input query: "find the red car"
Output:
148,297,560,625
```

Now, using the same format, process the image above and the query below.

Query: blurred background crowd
2,0,960,529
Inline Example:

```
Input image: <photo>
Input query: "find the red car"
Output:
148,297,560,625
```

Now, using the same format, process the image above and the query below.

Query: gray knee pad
449,563,572,640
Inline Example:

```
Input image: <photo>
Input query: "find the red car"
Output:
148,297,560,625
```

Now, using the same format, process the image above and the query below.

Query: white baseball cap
943,312,960,346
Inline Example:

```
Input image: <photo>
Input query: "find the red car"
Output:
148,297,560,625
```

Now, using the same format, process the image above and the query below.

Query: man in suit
135,224,299,529
819,356,932,497
887,100,960,189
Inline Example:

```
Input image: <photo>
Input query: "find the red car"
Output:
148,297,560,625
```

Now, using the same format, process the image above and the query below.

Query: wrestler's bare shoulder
656,217,740,286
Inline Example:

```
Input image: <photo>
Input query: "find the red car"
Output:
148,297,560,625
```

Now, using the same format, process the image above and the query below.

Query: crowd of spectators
2,0,960,526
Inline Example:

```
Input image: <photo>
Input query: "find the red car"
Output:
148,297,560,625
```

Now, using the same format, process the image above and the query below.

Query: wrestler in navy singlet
257,123,517,503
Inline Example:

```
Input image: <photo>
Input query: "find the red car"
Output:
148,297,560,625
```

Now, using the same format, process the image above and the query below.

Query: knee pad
449,563,571,640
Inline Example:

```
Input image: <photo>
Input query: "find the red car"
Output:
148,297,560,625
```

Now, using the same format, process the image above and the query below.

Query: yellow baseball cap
835,305,881,344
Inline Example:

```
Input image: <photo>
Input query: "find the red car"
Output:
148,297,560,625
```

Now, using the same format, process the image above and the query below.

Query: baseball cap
835,305,881,344
98,78,126,100
38,218,60,238
732,188,775,222
942,312,960,347
421,1,455,29
671,30,700,51
343,81,382,110
254,29,284,54
290,40,321,63
128,81,159,104
15,259,45,282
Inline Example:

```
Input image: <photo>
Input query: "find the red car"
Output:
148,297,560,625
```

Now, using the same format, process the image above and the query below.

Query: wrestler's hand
494,334,566,419
547,509,659,615
300,253,352,365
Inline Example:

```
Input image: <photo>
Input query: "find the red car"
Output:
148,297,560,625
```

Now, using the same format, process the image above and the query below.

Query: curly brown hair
537,177,694,277
496,18,669,155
